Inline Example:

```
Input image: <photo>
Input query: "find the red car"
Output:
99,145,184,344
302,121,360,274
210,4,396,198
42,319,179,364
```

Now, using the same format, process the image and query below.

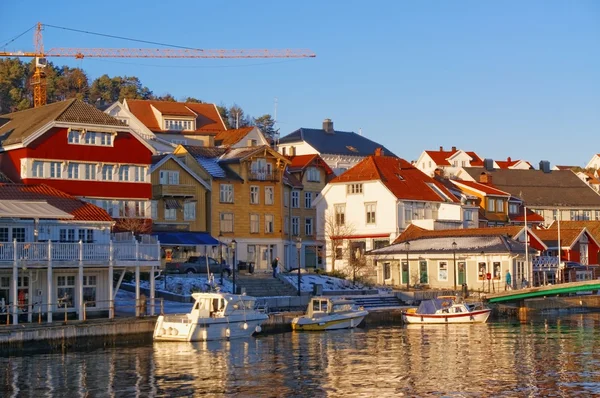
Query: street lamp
452,241,457,291
218,231,223,285
404,241,410,291
296,237,302,296
230,239,237,294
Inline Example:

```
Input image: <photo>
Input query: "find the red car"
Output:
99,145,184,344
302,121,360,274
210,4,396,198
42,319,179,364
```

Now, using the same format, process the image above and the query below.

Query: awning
152,231,219,246
165,199,181,210
0,200,74,219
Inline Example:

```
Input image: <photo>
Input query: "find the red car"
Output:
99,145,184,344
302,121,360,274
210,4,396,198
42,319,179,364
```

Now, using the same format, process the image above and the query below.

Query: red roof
495,157,531,169
451,180,510,196
393,224,525,244
214,127,254,146
425,148,482,166
287,154,334,175
510,208,545,223
0,184,113,222
126,100,226,134
331,155,459,202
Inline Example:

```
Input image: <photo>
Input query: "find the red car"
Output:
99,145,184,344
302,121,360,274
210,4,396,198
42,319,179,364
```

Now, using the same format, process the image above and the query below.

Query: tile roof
214,127,254,146
461,167,600,208
495,157,531,169
547,220,600,244
532,228,587,248
451,179,511,196
182,145,228,158
372,235,529,255
331,155,459,203
279,128,396,157
425,148,482,166
554,165,576,171
0,183,113,222
181,145,238,180
509,207,545,223
393,224,524,244
287,154,335,175
283,169,304,188
0,99,125,146
126,100,226,134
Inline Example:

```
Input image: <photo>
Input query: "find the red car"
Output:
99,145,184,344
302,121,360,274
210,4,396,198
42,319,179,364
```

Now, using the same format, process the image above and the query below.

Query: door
458,262,466,285
259,246,268,270
419,261,428,284
402,261,409,286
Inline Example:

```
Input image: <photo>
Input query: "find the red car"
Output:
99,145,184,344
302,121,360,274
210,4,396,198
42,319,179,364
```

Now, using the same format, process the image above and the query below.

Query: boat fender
202,329,208,341
243,322,248,330
172,328,179,336
167,327,173,335
255,325,262,334
226,328,231,338
160,328,166,336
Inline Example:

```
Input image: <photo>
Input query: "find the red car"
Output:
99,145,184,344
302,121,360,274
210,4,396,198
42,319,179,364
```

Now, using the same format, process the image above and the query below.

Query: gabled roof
287,154,335,175
150,154,211,191
0,184,113,222
279,128,396,157
0,99,126,146
214,127,255,146
451,179,511,197
554,165,576,170
496,157,531,169
547,220,600,245
461,167,600,208
424,148,482,166
331,155,459,203
283,169,304,188
533,228,599,249
125,100,226,134
371,235,531,255
508,206,545,223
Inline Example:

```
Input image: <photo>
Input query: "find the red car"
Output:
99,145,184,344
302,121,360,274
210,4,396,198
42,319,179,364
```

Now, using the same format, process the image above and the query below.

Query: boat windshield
312,299,329,313
417,298,455,314
232,299,256,310
332,303,354,313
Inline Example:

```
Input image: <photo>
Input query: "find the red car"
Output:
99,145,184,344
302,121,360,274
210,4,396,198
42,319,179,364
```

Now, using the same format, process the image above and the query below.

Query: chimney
374,147,384,157
439,146,443,151
452,146,457,151
323,118,334,133
539,160,551,173
434,168,442,177
483,158,494,171
507,156,512,162
479,172,492,184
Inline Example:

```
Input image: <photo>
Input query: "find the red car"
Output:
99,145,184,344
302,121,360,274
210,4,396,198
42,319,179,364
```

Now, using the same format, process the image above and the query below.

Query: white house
585,154,600,171
414,146,484,177
277,119,396,175
314,149,468,274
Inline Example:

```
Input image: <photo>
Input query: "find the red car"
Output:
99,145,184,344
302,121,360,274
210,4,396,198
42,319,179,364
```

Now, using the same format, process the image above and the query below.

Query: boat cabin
190,293,258,318
306,297,357,318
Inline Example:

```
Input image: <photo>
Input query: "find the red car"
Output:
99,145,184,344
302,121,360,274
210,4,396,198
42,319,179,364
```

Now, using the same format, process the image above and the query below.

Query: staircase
235,273,298,297
349,295,403,309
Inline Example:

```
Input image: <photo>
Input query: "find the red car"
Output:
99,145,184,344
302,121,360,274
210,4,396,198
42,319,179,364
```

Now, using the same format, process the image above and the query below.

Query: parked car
166,256,232,276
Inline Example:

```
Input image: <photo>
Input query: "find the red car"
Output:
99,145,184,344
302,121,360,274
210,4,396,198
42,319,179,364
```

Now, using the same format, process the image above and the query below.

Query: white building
415,146,484,177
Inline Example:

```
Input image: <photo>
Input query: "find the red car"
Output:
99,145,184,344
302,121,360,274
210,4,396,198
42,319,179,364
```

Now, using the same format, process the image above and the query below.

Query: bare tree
323,210,355,272
114,217,151,236
346,249,372,285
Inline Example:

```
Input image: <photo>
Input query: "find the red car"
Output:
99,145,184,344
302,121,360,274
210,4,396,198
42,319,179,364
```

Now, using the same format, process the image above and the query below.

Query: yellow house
283,154,334,270
450,176,511,226
174,144,290,271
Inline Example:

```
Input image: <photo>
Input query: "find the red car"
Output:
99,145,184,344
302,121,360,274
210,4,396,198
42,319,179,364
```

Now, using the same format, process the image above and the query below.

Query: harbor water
1,313,600,397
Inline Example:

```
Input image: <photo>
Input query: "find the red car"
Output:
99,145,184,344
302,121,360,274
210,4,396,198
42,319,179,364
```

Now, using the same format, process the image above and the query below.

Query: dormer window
307,167,320,182
347,183,363,194
165,119,193,131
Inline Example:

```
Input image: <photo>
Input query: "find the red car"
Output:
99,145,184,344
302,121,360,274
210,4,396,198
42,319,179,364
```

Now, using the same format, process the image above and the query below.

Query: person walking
505,270,512,291
271,257,280,278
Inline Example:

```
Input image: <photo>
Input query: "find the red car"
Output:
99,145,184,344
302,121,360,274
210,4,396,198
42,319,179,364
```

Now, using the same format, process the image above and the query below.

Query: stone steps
235,274,298,297
351,296,403,309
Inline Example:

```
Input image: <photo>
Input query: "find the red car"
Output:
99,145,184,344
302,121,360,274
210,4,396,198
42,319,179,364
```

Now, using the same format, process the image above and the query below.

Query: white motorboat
402,297,491,324
291,297,369,331
153,292,268,341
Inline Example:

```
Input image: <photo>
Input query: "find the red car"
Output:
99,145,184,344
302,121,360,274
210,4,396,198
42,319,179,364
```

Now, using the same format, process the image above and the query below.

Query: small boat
403,297,491,324
153,292,268,341
291,296,369,331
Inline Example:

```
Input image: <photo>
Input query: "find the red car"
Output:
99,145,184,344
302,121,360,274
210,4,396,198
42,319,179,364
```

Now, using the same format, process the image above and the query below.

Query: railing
0,240,161,264
152,184,196,197
248,171,279,182
532,256,560,269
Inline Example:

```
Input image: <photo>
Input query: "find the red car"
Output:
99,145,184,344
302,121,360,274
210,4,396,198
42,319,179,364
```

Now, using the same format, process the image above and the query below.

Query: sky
2,1,599,167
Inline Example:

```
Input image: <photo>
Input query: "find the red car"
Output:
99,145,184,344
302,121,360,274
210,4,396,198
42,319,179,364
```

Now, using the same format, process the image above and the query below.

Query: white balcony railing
532,256,560,269
0,240,160,265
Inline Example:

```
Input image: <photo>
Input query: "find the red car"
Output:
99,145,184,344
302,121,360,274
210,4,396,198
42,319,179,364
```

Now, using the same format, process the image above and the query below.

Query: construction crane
0,23,316,107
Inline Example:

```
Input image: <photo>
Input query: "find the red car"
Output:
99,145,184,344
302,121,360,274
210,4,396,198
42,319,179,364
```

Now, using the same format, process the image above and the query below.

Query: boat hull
291,311,368,331
154,314,269,342
402,309,491,324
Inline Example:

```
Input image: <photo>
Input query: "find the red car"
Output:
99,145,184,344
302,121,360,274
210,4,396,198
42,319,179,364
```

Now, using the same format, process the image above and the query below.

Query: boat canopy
417,298,455,314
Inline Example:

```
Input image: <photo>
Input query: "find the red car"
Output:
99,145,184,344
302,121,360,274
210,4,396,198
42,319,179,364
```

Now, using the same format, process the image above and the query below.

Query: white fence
532,256,560,269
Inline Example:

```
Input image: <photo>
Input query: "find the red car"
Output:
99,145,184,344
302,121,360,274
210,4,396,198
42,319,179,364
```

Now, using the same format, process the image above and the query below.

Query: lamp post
218,232,223,285
230,239,237,294
404,241,410,291
452,241,457,291
296,237,302,296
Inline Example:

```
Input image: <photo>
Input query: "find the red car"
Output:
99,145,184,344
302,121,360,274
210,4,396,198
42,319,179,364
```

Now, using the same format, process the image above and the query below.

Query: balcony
248,171,279,182
153,184,196,198
532,256,560,270
0,241,161,267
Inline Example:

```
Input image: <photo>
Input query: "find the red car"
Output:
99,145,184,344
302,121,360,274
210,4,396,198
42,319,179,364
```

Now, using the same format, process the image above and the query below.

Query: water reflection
1,314,599,397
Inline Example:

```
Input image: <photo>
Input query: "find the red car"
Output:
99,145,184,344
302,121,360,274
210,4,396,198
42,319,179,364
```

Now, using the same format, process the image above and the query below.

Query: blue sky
2,1,599,167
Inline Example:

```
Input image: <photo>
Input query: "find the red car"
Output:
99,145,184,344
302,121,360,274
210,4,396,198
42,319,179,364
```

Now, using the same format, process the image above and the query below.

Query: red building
0,99,155,220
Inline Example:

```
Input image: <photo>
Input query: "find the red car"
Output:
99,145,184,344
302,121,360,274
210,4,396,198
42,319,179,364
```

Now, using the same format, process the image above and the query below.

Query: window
133,166,145,182
461,160,466,167
383,262,391,280
265,214,274,233
334,204,346,226
335,246,343,259
160,170,179,185
438,261,448,281
291,191,299,208
304,192,313,208
373,239,388,250
496,199,504,213
509,203,519,215
265,187,274,205
464,210,474,221
487,198,495,212
365,203,376,224
307,167,320,182
12,228,25,242
57,276,75,308
292,217,299,236
478,262,487,280
100,133,112,146
83,275,97,307
164,203,176,220
0,228,8,242
220,212,234,232
50,162,62,178
32,161,44,178
220,184,233,203
119,165,129,181
284,191,289,208
305,217,313,236
184,201,196,220
60,229,76,242
68,130,81,144
284,217,289,234
347,184,363,194
78,229,93,243
250,186,260,204
102,165,113,181
84,164,96,180
420,260,428,283
84,131,96,145
67,163,79,179
151,201,158,220
164,119,192,131
250,214,259,233
493,262,501,280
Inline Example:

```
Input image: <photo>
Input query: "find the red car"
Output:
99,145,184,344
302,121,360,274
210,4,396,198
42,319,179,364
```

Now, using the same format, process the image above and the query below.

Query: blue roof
279,128,397,157
194,156,226,178
153,231,218,246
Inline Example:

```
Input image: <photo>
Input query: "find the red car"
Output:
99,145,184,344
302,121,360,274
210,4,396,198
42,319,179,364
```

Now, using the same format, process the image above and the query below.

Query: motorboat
402,297,491,324
291,296,369,331
153,292,268,341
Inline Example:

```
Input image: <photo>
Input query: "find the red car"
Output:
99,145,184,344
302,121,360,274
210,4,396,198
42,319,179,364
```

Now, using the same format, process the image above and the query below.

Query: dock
485,280,600,303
